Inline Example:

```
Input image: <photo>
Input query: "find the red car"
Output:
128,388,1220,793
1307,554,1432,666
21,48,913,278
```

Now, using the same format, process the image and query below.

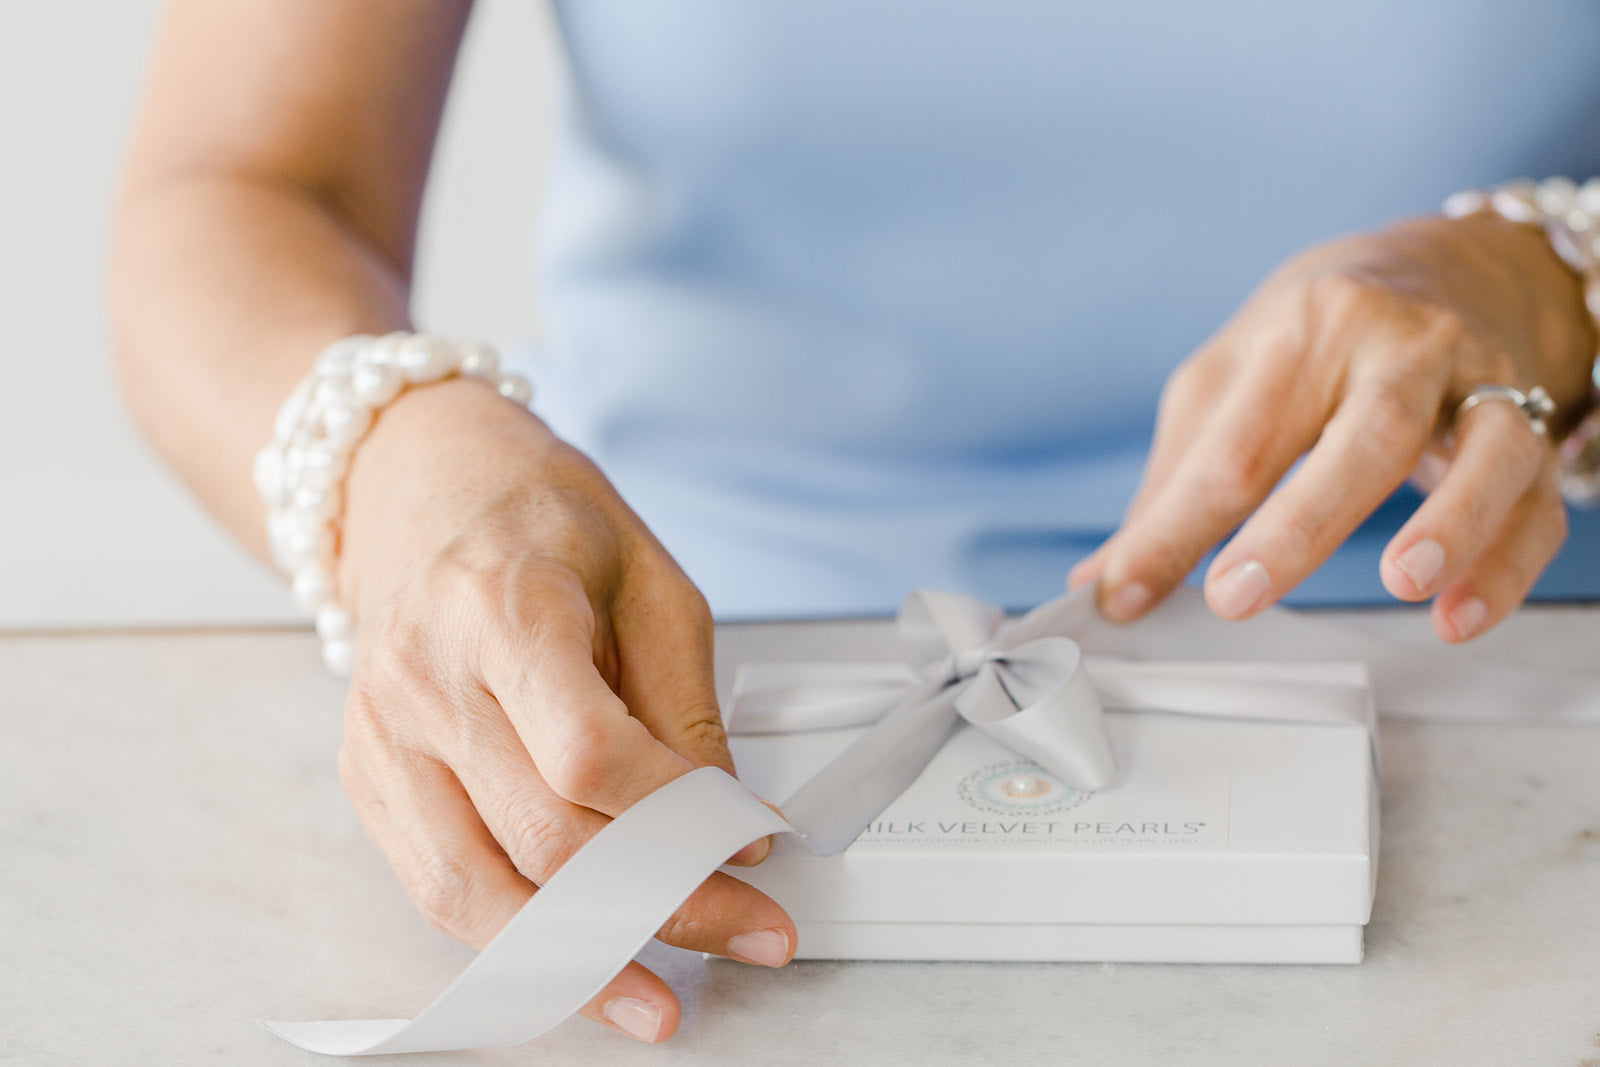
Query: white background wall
0,1,552,628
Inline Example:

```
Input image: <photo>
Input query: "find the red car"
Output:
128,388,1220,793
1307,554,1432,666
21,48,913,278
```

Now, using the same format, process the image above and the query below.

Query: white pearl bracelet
1444,178,1600,504
254,333,535,674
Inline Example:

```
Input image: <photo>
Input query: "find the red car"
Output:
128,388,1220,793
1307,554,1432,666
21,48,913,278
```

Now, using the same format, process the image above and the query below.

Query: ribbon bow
728,589,1118,855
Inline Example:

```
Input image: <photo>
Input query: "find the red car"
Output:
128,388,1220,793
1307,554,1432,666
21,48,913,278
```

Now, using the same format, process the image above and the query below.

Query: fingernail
1394,538,1445,595
1101,581,1152,622
1210,560,1272,619
603,997,663,1042
1448,596,1488,640
727,928,790,967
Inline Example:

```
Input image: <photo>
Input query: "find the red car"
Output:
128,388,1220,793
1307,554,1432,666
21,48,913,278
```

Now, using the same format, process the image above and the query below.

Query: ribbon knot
945,644,994,683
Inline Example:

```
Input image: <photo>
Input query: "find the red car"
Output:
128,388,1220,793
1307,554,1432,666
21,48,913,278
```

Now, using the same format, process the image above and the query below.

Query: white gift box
726,661,1377,964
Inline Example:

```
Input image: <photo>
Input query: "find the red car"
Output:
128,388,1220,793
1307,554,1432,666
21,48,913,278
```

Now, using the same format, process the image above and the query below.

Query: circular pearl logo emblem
956,759,1089,817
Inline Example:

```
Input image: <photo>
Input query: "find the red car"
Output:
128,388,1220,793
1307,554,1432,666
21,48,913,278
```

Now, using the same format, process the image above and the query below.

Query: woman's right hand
332,377,794,1044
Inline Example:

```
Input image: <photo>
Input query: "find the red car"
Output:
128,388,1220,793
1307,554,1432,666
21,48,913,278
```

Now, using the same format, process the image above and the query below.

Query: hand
1070,213,1596,642
331,379,793,1044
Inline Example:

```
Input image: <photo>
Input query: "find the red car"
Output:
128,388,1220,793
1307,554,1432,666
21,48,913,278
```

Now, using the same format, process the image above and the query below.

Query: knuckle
501,801,586,883
1432,486,1496,544
1307,269,1384,325
342,683,396,750
410,855,482,939
1126,533,1200,589
1409,304,1470,353
1197,440,1273,515
655,907,713,950
677,706,731,759
544,717,630,804
1270,507,1325,567
1160,353,1221,408
1352,384,1429,462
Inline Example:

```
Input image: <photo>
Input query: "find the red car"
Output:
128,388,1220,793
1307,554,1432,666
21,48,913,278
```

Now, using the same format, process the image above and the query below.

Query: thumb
611,575,773,866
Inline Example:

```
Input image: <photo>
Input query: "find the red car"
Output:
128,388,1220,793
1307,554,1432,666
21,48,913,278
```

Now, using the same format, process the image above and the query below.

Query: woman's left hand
1070,212,1596,642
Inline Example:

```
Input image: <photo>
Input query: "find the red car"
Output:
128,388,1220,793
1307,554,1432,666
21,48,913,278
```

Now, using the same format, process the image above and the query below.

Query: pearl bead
350,362,403,407
1442,190,1487,219
365,333,407,367
1563,209,1599,235
293,465,333,496
496,373,534,406
313,377,354,410
1579,179,1600,216
457,342,499,380
1538,176,1578,217
301,443,348,480
253,444,288,505
315,605,353,642
314,336,367,378
1584,274,1600,321
396,335,455,383
322,639,355,676
273,378,315,442
1549,224,1598,274
1000,774,1050,800
270,511,323,572
1491,185,1541,223
292,566,331,613
322,401,373,444
291,482,341,520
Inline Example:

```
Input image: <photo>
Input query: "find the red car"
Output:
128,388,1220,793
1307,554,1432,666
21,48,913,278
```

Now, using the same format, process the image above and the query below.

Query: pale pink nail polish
1448,597,1488,640
1102,582,1152,621
727,928,790,967
603,997,663,1042
1394,538,1445,594
1210,560,1272,619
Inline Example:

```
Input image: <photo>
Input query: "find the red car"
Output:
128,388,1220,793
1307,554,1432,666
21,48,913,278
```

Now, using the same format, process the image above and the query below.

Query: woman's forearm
111,172,411,561
108,0,469,563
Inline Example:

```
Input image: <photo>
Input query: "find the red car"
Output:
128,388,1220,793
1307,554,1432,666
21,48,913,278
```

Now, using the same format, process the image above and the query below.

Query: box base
792,922,1365,964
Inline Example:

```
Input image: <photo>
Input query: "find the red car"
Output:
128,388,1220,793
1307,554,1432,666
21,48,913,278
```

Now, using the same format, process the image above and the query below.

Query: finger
338,740,682,1042
1202,379,1436,619
1430,464,1567,642
1380,399,1547,601
1065,547,1105,591
447,705,797,965
609,570,772,865
339,705,535,948
1127,354,1234,526
483,577,696,818
611,570,732,774
1094,351,1321,620
1068,356,1229,595
578,962,681,1043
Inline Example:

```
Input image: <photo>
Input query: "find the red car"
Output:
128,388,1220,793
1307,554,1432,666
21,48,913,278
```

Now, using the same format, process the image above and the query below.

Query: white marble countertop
5,605,1600,1065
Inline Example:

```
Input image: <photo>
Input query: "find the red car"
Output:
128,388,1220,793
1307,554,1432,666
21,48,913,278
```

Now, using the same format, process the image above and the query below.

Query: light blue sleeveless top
522,0,1600,617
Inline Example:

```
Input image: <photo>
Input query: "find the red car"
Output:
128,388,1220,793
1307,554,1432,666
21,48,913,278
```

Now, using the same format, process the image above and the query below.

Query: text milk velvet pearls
254,333,535,674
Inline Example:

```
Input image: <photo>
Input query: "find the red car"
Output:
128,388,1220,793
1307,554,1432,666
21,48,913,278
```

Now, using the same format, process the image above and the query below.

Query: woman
111,0,1600,1043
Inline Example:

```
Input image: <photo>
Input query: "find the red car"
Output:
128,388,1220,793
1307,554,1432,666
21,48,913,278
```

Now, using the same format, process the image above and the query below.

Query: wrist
337,377,555,609
255,333,536,672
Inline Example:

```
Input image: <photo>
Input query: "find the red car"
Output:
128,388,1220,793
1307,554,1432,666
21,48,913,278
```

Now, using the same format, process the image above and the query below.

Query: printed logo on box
955,759,1090,817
